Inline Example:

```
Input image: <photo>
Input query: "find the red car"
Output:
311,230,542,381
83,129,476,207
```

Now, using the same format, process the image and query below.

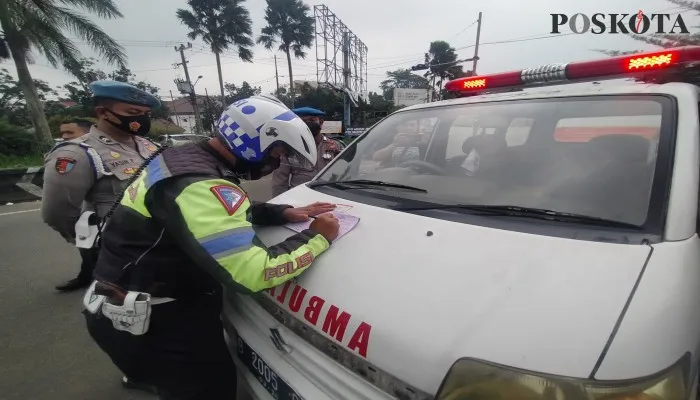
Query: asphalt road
0,177,273,400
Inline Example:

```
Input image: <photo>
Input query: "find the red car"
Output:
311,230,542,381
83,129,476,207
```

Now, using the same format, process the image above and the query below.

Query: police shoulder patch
55,157,77,175
210,185,246,216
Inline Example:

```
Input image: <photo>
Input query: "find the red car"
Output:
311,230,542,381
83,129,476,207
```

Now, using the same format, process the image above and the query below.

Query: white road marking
0,208,40,217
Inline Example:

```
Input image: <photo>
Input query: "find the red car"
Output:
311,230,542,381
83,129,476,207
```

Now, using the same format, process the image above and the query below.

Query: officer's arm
270,159,292,197
249,202,291,226
41,147,95,243
152,178,330,293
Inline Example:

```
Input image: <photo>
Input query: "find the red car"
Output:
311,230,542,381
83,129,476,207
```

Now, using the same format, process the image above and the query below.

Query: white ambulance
224,47,700,399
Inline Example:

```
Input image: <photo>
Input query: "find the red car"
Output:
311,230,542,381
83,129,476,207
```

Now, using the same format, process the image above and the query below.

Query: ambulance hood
255,185,651,395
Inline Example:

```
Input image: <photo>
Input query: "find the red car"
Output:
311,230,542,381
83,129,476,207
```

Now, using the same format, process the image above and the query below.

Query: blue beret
89,80,161,108
292,107,325,117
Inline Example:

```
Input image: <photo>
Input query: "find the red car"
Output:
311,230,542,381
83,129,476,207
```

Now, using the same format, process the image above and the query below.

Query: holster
75,211,101,249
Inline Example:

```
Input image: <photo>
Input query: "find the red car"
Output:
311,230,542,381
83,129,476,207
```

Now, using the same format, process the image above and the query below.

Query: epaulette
50,139,112,181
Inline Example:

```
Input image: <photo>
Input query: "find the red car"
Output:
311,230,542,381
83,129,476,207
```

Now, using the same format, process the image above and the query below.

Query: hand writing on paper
282,202,336,222
309,213,340,242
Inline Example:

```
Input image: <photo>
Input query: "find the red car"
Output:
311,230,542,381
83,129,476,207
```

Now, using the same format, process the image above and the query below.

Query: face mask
104,109,151,136
233,155,281,180
305,121,322,137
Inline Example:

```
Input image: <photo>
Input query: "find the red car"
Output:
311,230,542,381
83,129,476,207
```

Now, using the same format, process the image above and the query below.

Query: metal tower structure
314,5,368,131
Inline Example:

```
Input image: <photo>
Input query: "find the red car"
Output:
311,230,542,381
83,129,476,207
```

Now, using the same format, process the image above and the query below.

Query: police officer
82,95,340,399
271,106,345,196
42,80,161,292
59,118,92,140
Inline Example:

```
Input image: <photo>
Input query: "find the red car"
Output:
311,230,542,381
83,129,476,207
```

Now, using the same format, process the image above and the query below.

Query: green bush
0,118,38,157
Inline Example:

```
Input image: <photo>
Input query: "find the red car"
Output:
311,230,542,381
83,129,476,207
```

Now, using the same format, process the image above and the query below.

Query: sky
1,0,694,102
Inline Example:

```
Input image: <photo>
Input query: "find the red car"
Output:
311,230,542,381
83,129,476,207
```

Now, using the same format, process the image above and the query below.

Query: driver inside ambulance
372,120,427,167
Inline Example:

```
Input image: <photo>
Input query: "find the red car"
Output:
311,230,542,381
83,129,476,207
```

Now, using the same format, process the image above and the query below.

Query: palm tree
425,41,465,99
0,0,126,147
258,0,315,108
177,0,254,108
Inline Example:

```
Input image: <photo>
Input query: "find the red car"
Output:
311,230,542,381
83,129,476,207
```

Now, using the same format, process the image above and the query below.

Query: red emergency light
444,46,700,94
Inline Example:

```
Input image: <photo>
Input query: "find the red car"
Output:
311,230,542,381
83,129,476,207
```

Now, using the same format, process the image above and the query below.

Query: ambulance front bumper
222,292,397,400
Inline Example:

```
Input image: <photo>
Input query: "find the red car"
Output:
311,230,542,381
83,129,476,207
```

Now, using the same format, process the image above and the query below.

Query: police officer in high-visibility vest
82,95,340,399
42,81,161,293
271,107,345,197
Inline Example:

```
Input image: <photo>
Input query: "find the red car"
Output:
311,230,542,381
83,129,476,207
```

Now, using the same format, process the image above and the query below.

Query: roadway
0,177,273,400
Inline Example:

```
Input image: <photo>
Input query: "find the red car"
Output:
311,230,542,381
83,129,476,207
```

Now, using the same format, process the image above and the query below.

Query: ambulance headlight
434,355,691,400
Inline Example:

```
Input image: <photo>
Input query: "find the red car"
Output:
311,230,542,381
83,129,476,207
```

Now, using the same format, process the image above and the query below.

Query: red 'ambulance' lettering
304,296,325,325
264,282,373,358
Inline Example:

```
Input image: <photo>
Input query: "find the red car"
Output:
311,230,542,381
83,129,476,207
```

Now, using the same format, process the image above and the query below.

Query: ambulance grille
255,295,433,400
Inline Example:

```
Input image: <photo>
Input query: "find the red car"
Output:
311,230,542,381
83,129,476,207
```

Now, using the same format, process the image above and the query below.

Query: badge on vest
123,167,138,175
128,181,140,202
210,185,246,216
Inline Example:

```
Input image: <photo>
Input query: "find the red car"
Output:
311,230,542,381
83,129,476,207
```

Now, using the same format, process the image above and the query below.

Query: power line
452,19,478,39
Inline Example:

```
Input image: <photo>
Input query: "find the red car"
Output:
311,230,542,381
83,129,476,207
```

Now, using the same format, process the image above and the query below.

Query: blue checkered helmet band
216,112,264,162
216,98,299,163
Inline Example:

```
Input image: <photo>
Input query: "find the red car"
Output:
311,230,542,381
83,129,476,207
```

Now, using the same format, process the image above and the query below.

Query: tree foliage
60,58,168,119
0,68,57,126
177,0,255,105
224,81,262,103
258,0,315,106
0,0,127,146
425,40,467,96
380,68,429,101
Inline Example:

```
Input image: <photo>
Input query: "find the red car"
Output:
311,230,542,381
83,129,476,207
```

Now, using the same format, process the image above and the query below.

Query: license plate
237,336,304,400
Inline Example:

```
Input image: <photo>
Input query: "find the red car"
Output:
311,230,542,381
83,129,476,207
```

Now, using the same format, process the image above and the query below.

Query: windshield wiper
308,179,427,193
391,204,642,229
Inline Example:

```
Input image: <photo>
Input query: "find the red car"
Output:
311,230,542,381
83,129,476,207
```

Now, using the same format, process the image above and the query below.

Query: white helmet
215,95,317,165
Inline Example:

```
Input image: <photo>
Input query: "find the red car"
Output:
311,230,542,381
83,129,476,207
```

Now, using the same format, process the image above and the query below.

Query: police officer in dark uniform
41,80,161,395
271,107,345,196
42,80,161,292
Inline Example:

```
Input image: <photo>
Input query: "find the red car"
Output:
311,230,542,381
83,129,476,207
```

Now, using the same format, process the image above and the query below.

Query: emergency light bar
444,46,700,94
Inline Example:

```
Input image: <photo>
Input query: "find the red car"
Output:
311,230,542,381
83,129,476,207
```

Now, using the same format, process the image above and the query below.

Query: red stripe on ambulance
265,282,372,358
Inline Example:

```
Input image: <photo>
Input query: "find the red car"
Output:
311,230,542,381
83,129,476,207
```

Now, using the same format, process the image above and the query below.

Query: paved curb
0,167,44,204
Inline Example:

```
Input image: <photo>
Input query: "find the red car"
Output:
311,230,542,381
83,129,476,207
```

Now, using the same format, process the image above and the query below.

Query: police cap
89,80,161,108
292,107,325,117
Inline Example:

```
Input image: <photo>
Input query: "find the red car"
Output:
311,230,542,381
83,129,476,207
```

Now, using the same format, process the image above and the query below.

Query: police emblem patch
128,182,140,202
123,167,138,175
128,121,141,132
210,185,246,216
55,157,76,175
110,151,121,159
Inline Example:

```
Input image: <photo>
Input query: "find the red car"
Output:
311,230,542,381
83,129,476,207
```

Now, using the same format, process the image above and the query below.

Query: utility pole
274,55,280,94
342,31,351,132
205,87,214,134
174,43,202,135
472,12,483,75
169,90,181,127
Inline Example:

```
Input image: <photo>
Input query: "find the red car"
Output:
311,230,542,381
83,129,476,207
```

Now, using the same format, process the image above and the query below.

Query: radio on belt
444,46,700,95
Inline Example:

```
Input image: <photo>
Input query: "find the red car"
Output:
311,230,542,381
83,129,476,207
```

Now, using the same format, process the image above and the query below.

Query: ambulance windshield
316,95,674,228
